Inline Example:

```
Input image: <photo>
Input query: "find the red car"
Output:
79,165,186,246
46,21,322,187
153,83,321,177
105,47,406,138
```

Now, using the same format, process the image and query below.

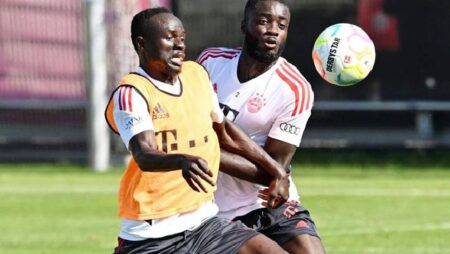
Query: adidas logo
152,103,170,119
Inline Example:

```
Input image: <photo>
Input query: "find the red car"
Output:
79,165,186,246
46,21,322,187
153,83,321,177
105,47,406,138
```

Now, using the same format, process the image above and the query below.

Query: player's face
142,13,186,76
244,1,290,63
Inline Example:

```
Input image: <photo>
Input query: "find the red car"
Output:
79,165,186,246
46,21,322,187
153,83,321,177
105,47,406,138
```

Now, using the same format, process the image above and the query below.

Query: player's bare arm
220,137,296,184
129,130,215,193
219,137,297,207
213,118,289,207
263,137,297,171
258,137,297,206
220,149,272,185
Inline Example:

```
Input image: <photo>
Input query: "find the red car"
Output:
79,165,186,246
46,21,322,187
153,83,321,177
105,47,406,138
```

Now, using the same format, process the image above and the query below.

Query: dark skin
219,1,326,254
220,0,293,188
135,12,186,84
238,0,290,82
220,138,295,186
132,12,289,207
130,12,289,254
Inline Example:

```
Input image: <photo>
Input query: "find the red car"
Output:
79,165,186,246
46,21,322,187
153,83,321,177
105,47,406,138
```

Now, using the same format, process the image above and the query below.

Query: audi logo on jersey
280,122,301,135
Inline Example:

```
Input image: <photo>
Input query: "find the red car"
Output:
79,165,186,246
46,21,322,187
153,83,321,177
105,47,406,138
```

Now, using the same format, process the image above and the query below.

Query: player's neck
140,64,178,85
237,51,277,83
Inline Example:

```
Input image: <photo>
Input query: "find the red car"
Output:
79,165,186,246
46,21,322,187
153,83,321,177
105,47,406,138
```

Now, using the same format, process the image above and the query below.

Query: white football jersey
199,47,314,220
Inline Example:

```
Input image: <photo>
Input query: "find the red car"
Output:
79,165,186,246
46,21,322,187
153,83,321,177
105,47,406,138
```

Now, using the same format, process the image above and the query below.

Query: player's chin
259,44,281,56
257,51,279,63
167,63,182,74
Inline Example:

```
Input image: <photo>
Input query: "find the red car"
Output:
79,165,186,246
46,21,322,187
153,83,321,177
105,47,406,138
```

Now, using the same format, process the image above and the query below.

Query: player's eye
279,23,286,30
258,19,268,25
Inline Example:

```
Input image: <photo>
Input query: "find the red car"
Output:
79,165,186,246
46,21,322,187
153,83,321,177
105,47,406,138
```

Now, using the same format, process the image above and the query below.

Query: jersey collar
136,66,182,96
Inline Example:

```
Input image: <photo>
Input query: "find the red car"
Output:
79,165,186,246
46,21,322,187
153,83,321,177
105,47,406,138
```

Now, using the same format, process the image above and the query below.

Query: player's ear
136,36,146,52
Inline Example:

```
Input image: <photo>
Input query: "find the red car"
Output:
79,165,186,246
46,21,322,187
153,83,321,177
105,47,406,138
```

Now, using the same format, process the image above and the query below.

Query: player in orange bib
105,7,290,254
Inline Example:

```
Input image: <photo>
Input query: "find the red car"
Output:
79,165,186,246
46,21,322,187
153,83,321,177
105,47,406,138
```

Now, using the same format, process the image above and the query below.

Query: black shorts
113,217,259,254
233,200,320,245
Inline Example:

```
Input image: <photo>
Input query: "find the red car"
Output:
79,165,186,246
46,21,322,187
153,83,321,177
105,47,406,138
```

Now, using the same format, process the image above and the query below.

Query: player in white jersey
198,0,326,253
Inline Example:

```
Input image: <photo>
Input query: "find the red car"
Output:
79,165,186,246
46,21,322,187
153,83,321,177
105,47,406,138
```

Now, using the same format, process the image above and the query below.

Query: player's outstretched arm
213,119,289,207
220,149,272,186
129,130,215,193
219,136,297,186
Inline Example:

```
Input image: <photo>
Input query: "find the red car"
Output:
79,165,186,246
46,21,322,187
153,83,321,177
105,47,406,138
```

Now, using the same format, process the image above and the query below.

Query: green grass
293,150,450,254
0,164,120,254
1,151,449,253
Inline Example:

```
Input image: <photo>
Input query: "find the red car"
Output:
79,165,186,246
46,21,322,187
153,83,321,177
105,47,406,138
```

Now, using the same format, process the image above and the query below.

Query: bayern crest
246,93,267,113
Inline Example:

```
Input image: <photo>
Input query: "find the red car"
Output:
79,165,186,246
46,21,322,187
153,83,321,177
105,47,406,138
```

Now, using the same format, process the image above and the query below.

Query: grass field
0,151,449,254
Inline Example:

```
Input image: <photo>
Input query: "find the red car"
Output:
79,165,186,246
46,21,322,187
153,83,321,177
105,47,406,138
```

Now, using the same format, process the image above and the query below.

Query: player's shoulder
274,58,314,114
182,60,209,75
197,47,241,65
274,58,313,92
118,72,150,91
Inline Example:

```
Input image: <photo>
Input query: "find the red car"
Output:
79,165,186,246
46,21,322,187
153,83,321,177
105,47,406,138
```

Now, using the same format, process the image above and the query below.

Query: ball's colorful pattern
312,23,376,86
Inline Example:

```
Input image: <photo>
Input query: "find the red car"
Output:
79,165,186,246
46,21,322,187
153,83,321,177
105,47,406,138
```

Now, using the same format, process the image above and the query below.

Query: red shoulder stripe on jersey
124,87,129,111
127,87,133,112
198,52,239,65
121,87,126,111
200,48,240,56
276,68,299,117
282,60,313,111
204,47,240,53
284,61,313,110
280,63,307,115
118,87,123,110
198,51,239,63
197,48,240,63
121,87,127,111
118,86,132,112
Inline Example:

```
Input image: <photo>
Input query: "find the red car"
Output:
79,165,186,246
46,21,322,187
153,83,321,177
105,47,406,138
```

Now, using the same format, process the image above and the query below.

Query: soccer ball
312,23,376,86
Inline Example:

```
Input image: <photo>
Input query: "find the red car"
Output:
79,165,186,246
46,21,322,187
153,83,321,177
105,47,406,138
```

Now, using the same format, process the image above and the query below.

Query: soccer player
197,0,326,253
105,7,290,254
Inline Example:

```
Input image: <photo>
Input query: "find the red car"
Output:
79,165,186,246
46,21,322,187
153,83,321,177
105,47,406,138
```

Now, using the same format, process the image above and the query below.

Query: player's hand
282,200,301,218
258,174,289,208
179,155,215,193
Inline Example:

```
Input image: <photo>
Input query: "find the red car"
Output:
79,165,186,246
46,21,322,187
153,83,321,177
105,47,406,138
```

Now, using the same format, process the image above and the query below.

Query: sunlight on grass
0,154,449,254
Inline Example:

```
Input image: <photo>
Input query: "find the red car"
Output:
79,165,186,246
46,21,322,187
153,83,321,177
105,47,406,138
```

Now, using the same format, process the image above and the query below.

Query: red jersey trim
282,60,313,111
197,48,240,64
199,47,240,56
276,61,312,116
118,87,123,110
279,63,306,114
117,86,133,112
198,52,239,65
276,68,300,116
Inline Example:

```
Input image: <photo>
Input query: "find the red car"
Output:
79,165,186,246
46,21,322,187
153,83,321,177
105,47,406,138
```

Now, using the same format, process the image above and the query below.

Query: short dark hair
130,7,172,52
244,0,289,21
